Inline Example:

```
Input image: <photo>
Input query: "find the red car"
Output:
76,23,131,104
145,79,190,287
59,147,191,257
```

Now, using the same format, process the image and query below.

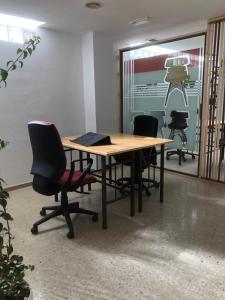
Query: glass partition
121,35,205,175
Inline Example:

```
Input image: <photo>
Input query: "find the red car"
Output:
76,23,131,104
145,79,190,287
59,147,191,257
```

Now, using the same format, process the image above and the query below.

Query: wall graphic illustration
164,55,190,107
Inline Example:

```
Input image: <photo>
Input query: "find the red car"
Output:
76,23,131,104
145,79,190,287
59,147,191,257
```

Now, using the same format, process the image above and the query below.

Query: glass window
8,27,24,44
121,35,205,176
0,25,35,44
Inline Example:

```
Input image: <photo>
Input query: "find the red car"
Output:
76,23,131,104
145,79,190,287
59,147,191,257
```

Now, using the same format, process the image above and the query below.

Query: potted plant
0,36,41,299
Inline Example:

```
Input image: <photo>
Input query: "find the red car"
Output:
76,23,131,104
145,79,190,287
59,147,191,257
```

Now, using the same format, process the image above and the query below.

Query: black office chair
28,121,98,239
115,115,159,196
166,111,195,165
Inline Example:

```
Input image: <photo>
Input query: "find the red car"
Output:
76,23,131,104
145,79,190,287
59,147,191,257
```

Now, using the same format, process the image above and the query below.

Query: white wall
93,32,119,132
0,28,85,187
81,32,119,133
82,32,97,132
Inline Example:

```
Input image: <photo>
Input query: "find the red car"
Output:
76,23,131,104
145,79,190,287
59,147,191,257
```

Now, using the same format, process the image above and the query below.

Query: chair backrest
28,121,66,182
169,110,188,129
133,115,158,138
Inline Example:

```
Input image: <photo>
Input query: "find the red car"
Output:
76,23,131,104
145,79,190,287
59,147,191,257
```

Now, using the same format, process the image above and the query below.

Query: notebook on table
71,132,111,146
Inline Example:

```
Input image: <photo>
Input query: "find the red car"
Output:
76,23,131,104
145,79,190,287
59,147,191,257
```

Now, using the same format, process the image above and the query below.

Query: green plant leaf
1,212,13,221
0,69,9,81
0,140,8,150
30,265,35,271
0,190,9,199
0,198,7,208
11,64,17,71
27,48,32,56
0,177,6,184
7,244,13,256
0,235,3,248
32,45,36,51
17,48,23,54
7,60,13,68
19,61,24,68
11,255,23,264
0,80,7,88
23,51,28,59
16,281,31,297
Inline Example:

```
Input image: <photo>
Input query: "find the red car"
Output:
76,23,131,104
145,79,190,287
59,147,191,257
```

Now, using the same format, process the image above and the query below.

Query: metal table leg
130,151,135,217
79,151,84,193
160,144,165,203
87,152,91,191
138,150,143,212
109,156,112,184
101,156,107,229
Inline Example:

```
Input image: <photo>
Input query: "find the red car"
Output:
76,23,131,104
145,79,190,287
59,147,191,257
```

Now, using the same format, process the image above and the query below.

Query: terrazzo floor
8,171,225,300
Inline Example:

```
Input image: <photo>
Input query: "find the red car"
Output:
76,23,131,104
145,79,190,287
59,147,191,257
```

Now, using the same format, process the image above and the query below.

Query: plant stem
7,40,39,73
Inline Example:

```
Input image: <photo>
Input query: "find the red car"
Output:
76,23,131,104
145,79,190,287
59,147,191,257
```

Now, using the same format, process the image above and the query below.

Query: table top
62,133,172,157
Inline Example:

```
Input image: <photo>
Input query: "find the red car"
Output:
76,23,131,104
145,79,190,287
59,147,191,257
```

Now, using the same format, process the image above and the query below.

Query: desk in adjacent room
62,133,172,229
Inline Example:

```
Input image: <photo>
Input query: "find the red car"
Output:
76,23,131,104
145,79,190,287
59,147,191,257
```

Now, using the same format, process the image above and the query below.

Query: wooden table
62,133,171,229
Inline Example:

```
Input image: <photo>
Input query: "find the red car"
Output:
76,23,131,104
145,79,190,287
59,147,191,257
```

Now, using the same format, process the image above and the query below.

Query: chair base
166,149,195,166
116,177,159,197
31,191,98,239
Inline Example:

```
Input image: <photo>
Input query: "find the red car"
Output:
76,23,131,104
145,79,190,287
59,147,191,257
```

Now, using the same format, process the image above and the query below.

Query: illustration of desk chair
166,111,195,165
164,56,190,107
149,110,166,137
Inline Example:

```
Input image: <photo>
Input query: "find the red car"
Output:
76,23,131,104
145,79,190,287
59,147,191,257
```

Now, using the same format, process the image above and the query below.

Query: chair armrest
65,158,93,189
70,158,90,163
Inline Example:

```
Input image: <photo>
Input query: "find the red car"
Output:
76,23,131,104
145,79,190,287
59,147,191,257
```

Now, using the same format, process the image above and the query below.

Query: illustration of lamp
164,55,190,107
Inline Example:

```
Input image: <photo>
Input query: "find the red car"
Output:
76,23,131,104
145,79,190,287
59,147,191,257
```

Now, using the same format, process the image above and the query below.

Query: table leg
108,156,112,184
138,150,143,212
79,151,84,193
101,156,107,229
160,144,165,203
130,152,135,217
87,153,91,191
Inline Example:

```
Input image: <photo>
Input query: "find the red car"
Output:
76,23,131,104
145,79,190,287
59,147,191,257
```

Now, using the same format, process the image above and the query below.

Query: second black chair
115,115,159,196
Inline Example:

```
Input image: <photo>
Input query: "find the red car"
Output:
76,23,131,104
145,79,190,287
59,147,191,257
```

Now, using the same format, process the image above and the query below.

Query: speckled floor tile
7,171,225,300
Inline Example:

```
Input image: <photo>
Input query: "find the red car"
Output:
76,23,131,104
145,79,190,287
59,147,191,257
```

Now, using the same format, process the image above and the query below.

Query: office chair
28,121,98,239
115,115,159,196
166,111,195,165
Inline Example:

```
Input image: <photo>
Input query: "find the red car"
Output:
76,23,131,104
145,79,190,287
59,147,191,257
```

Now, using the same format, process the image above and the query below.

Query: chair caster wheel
40,209,46,216
67,232,74,239
31,226,38,235
92,214,98,222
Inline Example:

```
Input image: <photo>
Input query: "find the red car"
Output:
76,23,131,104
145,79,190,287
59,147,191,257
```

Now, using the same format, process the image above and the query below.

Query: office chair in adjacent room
115,115,159,196
166,111,195,165
28,121,98,239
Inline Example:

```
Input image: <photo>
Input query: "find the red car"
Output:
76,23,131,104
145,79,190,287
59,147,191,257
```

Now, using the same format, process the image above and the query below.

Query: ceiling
0,0,225,43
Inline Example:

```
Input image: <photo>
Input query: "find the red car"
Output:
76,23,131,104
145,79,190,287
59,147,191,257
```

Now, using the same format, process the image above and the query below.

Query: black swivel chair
166,111,195,165
28,121,98,239
115,115,159,196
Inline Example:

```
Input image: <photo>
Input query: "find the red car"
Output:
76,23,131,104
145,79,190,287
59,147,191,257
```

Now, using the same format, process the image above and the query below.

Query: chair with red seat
28,121,98,239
